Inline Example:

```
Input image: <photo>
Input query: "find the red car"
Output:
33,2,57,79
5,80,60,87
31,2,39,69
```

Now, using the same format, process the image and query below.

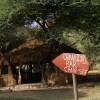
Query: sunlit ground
0,83,100,100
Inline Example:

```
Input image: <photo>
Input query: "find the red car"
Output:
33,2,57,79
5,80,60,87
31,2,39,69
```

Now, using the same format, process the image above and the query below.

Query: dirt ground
0,83,100,100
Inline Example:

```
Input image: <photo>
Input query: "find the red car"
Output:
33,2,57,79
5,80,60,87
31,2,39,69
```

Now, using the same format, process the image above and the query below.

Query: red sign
52,53,89,76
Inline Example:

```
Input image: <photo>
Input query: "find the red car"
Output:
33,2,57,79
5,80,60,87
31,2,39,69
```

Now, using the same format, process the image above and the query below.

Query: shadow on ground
0,88,88,100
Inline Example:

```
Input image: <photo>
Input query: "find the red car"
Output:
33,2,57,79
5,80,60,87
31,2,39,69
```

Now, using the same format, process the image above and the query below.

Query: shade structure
5,37,81,66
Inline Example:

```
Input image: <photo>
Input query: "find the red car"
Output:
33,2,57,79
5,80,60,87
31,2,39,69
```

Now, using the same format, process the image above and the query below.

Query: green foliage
92,0,100,5
0,0,99,66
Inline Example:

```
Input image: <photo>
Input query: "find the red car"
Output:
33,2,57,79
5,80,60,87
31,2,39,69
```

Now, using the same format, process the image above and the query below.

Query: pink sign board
52,53,89,76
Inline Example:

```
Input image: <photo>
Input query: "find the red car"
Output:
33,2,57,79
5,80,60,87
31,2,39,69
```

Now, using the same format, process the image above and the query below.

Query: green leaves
0,0,99,66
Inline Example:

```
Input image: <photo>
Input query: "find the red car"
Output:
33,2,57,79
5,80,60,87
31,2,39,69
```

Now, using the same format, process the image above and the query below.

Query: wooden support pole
18,67,21,84
72,74,78,100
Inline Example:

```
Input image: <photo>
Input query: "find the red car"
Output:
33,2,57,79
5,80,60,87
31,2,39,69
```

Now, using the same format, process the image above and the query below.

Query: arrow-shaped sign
52,53,89,76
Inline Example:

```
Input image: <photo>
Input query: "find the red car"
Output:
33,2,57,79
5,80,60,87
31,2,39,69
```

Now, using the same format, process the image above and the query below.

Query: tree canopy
0,0,100,67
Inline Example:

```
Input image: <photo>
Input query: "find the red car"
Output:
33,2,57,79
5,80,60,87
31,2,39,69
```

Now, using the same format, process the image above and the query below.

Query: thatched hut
5,37,81,85
0,37,81,86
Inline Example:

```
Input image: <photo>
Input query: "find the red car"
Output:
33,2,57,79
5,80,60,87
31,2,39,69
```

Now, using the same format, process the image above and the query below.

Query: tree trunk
40,64,46,85
18,66,21,84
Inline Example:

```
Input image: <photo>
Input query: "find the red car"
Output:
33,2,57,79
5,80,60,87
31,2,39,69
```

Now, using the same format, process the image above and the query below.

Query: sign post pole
72,73,78,100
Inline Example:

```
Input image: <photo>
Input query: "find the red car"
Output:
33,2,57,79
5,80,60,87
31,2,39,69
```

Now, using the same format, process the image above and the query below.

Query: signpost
52,53,89,100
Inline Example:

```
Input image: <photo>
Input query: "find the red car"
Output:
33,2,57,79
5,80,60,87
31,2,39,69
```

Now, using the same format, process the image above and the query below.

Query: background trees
0,0,100,68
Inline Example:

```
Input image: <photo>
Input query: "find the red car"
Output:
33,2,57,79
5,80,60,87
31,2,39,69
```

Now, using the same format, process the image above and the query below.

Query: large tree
0,0,100,66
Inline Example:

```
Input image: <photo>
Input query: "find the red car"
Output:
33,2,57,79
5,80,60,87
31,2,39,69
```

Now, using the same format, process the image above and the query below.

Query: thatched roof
7,37,81,66
11,37,44,53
